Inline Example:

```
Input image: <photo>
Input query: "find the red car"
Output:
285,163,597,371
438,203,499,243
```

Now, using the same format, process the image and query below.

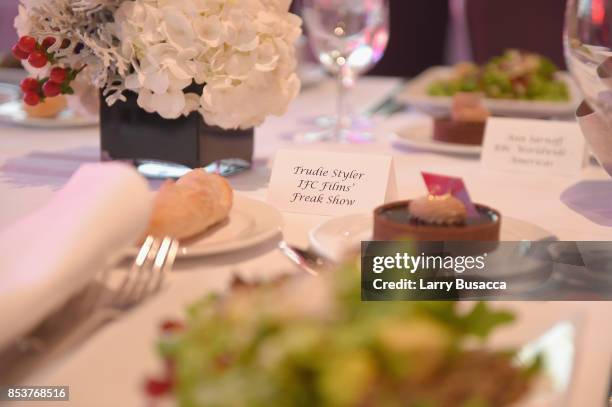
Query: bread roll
145,170,233,240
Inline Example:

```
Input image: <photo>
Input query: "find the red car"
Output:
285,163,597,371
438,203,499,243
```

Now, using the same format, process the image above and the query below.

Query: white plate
128,195,283,258
309,213,555,262
0,99,98,128
399,66,580,118
393,120,482,155
25,270,591,406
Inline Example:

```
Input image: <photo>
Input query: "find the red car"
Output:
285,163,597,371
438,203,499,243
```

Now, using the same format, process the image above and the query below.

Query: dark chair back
465,0,567,68
369,0,449,77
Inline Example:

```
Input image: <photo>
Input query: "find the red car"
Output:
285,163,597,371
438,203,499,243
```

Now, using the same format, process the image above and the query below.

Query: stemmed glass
301,0,389,143
565,0,612,176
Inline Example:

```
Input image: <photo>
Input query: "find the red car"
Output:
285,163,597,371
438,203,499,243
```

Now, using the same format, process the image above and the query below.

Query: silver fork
0,236,179,385
51,236,180,350
60,236,179,343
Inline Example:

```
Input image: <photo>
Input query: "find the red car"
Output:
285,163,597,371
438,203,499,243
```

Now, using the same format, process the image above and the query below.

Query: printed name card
268,150,397,216
481,117,587,176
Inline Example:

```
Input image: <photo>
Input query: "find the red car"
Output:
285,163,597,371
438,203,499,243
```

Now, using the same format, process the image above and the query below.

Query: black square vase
100,91,254,169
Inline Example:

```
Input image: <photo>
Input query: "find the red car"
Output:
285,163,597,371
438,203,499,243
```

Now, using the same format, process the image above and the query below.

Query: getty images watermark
369,250,507,292
0,386,69,402
361,241,612,301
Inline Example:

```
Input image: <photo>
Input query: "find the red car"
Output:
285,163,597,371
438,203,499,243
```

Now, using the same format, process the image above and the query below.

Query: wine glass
565,0,612,176
301,0,389,143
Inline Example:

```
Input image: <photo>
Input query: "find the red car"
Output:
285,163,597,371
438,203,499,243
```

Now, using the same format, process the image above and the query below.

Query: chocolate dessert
373,194,501,241
433,93,489,146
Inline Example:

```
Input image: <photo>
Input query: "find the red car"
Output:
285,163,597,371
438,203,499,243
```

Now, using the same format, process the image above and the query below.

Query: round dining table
0,76,610,406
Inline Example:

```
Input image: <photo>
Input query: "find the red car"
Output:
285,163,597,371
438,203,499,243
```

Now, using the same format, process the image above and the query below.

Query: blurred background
1,0,567,75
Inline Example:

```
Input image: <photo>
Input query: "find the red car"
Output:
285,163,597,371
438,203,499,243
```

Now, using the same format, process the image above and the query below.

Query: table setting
0,0,611,406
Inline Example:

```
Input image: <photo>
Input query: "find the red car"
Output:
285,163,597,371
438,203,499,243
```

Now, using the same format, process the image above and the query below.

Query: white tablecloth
0,77,610,406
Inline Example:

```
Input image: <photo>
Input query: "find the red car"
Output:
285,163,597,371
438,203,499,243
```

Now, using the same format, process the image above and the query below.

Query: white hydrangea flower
113,0,302,126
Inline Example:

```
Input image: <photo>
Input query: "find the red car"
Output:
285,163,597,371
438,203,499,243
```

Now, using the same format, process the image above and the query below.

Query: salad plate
399,66,580,119
24,268,590,406
142,271,576,406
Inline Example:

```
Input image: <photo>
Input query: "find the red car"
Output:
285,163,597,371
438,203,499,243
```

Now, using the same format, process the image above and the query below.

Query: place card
481,117,587,176
421,172,478,217
268,149,397,216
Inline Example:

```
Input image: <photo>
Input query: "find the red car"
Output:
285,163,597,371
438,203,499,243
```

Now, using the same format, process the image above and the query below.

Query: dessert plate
392,122,482,156
398,66,580,118
127,195,283,259
392,121,598,160
0,99,98,128
309,214,555,262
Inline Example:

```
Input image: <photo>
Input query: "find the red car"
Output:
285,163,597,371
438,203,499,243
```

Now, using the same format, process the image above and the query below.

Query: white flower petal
124,73,143,90
143,70,169,94
137,89,156,113
162,7,196,49
150,89,186,119
193,15,223,47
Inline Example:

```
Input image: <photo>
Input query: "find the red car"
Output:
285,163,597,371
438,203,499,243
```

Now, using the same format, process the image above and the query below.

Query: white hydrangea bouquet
13,0,302,129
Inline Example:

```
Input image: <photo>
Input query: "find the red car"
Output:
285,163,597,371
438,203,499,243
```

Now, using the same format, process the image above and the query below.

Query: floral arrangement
13,0,302,129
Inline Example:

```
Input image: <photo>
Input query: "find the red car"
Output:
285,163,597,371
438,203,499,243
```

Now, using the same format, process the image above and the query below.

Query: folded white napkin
0,162,152,351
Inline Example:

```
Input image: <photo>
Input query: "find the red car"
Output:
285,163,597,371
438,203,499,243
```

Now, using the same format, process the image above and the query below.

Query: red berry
41,37,56,50
11,44,29,60
24,92,40,106
17,36,37,53
144,377,172,397
27,51,48,68
49,67,67,84
20,77,40,93
42,80,61,97
160,320,184,333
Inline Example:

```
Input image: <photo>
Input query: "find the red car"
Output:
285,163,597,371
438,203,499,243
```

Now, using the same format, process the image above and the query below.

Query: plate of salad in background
400,50,581,118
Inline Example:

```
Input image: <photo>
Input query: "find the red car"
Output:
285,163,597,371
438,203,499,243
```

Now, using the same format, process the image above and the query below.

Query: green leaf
460,302,515,339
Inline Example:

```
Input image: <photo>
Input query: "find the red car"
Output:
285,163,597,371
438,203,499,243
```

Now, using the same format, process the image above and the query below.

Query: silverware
278,241,336,276
0,236,179,385
203,158,251,177
111,236,179,309
137,159,250,179
364,80,408,118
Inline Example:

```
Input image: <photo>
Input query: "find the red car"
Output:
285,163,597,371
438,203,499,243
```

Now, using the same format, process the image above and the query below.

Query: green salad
148,264,540,407
428,50,569,101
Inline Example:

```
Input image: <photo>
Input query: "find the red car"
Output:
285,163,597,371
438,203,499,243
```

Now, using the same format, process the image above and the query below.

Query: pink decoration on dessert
421,172,478,217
